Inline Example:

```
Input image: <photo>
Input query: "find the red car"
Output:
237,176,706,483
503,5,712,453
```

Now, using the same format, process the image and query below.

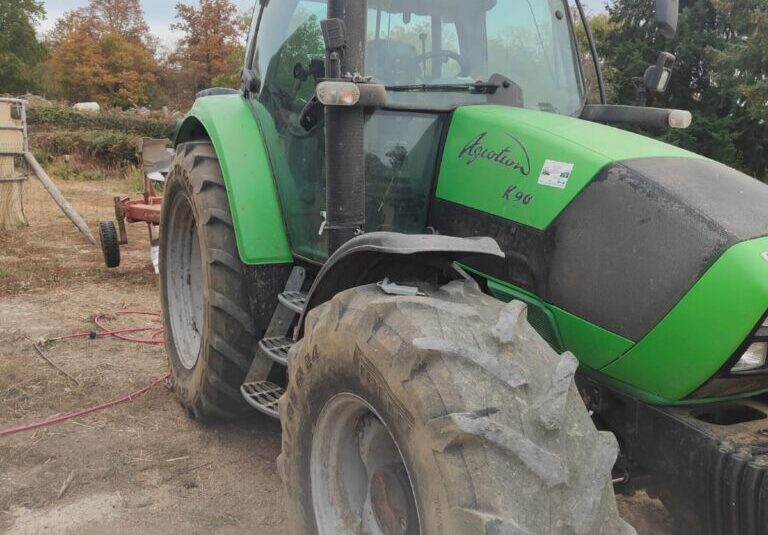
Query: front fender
298,232,504,336
175,94,292,265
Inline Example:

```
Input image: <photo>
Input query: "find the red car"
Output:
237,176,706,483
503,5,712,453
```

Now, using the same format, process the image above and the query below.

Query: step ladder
240,266,305,419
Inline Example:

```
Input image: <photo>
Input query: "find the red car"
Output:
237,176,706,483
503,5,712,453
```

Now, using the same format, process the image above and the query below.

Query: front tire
159,142,275,420
279,280,634,535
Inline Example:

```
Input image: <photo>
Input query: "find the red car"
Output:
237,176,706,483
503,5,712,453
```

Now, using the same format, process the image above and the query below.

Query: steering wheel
414,50,470,80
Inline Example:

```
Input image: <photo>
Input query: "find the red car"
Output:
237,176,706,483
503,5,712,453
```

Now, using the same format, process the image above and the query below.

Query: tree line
1,0,246,110
1,0,766,179
585,0,768,180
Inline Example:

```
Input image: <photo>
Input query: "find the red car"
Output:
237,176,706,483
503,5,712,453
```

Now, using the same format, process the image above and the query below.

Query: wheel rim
311,393,420,535
166,193,204,370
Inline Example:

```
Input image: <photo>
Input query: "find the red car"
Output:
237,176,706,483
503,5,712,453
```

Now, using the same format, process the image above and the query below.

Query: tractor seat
365,39,420,86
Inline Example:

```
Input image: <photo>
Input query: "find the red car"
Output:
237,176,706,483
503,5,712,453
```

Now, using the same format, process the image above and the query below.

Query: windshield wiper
384,82,500,94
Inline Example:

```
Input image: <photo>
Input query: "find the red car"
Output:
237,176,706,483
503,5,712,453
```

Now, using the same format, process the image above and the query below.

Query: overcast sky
40,0,608,49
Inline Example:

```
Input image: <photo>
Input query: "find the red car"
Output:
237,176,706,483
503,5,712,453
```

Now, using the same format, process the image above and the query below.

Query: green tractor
159,0,768,533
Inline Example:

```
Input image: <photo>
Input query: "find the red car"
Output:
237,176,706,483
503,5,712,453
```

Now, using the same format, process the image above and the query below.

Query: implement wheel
159,141,274,421
279,280,634,535
98,220,120,268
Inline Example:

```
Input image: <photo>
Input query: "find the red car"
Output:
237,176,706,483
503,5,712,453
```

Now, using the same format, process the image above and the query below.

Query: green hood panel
436,105,700,230
601,237,768,402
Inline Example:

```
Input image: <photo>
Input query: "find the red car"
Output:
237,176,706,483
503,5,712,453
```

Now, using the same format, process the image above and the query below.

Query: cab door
245,0,328,261
245,0,444,262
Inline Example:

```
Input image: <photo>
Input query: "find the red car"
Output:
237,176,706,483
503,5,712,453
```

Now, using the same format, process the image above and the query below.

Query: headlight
690,314,768,398
731,317,768,374
731,342,768,373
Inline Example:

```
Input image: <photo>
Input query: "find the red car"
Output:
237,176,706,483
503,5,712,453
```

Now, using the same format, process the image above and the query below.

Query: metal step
241,381,284,419
278,290,307,314
258,336,294,366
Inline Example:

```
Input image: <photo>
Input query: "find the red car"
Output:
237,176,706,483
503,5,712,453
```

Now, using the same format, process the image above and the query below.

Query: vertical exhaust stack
322,0,367,254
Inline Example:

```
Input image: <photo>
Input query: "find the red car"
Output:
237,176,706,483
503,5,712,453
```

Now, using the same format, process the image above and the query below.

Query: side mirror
655,0,679,39
644,52,675,94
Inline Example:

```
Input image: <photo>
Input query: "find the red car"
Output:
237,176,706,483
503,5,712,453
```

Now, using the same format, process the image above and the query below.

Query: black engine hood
430,157,768,342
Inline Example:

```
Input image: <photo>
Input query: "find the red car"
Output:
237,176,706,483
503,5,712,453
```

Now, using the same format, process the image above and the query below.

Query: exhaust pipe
323,0,367,254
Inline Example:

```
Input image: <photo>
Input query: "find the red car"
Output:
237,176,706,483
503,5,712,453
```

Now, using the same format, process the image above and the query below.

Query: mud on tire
279,279,635,535
160,142,274,421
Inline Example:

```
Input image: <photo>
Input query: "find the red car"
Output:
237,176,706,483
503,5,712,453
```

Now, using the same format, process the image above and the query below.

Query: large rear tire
279,280,634,535
159,142,275,420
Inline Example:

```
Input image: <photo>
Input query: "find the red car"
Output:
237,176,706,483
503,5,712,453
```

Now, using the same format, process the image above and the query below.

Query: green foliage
275,14,325,101
44,159,107,181
27,104,175,139
33,130,140,166
0,0,47,94
574,12,620,103
597,0,768,180
27,102,174,169
211,11,252,89
42,157,144,184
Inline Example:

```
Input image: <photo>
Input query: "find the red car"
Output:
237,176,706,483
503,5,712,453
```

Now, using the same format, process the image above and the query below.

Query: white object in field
73,102,101,114
150,245,160,274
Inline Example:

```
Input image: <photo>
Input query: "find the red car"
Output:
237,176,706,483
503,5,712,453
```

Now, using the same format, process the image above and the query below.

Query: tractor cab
245,0,585,261
361,0,585,114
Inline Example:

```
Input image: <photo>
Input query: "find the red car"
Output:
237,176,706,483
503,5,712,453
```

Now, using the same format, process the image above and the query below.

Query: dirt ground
0,175,674,534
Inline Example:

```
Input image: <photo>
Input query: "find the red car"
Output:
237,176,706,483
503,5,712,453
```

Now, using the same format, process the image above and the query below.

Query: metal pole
324,0,368,254
25,151,96,245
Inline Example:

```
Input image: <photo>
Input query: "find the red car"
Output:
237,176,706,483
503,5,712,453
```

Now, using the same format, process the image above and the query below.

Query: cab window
249,0,443,261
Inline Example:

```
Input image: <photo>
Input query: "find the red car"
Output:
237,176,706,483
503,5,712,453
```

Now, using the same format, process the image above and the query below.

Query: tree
86,0,149,40
48,17,109,103
573,11,621,103
211,11,252,89
0,0,47,94
171,0,241,91
47,0,159,108
596,0,768,181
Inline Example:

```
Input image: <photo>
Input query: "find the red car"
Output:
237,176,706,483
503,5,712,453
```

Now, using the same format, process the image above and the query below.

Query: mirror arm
581,104,691,129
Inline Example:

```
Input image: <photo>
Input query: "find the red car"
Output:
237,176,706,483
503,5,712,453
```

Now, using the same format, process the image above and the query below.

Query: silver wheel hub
310,394,420,535
166,195,204,369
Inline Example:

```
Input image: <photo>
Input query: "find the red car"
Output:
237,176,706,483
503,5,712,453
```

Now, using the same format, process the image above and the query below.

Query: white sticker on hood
538,160,574,189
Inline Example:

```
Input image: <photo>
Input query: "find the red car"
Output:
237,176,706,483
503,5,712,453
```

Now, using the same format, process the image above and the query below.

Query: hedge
27,104,176,140
32,130,142,166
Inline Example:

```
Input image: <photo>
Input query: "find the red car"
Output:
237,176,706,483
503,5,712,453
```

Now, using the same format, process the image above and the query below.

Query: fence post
0,98,95,244
0,98,29,231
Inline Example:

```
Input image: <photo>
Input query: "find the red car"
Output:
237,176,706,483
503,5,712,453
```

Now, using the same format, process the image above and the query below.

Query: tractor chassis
580,376,768,534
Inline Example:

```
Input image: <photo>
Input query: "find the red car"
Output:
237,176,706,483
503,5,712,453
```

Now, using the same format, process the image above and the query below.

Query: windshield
366,0,584,115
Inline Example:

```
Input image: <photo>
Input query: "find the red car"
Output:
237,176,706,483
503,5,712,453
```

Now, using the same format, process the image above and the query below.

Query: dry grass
0,166,285,535
0,168,155,296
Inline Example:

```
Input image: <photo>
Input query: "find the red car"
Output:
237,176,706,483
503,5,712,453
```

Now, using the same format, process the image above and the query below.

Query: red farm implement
98,138,172,271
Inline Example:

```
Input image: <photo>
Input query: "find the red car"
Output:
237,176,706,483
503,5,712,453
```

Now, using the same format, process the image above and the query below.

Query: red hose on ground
0,310,169,438
0,374,170,438
51,310,165,345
